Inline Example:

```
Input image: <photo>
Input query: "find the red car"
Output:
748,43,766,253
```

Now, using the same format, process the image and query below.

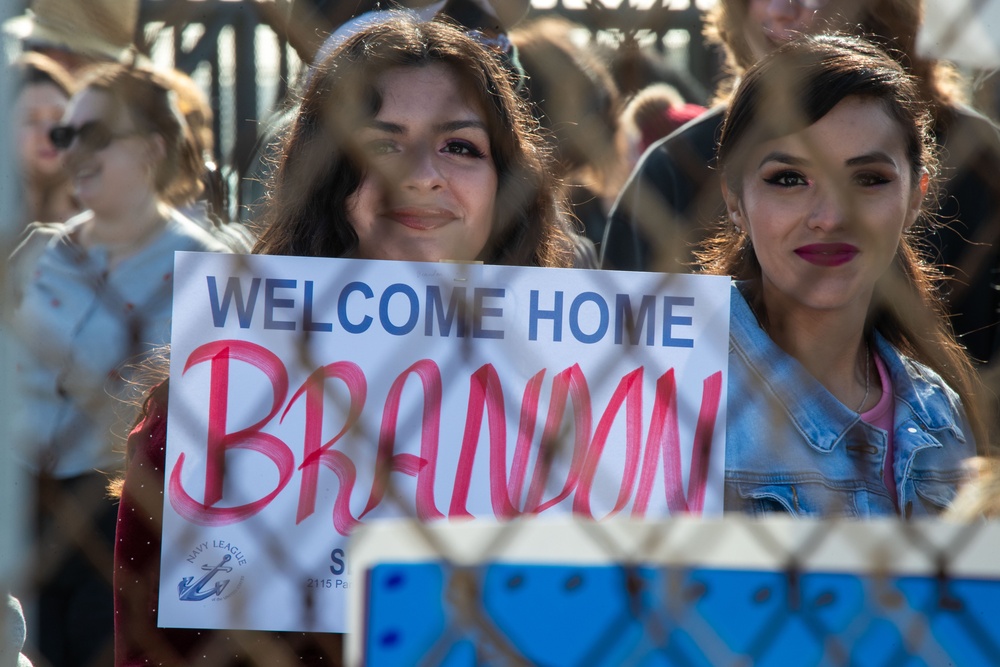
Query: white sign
158,252,731,633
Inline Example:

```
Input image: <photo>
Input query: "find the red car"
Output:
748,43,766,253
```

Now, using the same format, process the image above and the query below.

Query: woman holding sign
112,15,578,666
698,33,988,517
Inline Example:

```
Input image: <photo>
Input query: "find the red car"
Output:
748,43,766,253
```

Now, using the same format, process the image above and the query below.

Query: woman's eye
763,171,807,187
364,139,397,156
443,140,486,158
855,172,891,187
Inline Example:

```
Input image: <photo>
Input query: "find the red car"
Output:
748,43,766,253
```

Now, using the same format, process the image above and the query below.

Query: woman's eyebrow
757,151,807,169
437,119,488,133
757,150,900,169
362,119,488,134
364,120,404,134
845,151,898,168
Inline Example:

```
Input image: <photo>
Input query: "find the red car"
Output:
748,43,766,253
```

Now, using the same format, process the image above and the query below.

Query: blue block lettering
529,290,563,342
304,280,333,332
207,276,260,328
264,279,297,330
380,284,419,336
569,292,609,344
615,294,656,346
473,288,505,339
662,296,695,348
338,282,374,334
425,285,467,338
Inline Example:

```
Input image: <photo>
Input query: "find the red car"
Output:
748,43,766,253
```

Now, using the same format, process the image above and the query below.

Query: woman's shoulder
874,335,968,431
11,215,85,259
7,219,83,297
125,379,171,465
726,281,757,329
163,208,237,253
876,337,955,393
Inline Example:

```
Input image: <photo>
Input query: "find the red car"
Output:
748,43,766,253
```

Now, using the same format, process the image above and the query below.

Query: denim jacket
726,283,975,518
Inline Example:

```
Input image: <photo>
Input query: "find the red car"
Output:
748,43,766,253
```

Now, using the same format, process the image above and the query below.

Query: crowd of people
3,0,1000,665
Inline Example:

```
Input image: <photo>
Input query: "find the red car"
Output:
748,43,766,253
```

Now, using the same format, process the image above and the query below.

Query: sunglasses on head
49,121,138,152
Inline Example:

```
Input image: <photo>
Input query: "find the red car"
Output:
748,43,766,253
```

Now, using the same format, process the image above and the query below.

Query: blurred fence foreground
349,516,1000,666
5,1,1000,667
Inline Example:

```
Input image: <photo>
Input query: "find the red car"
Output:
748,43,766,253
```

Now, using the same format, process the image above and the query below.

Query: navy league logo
178,540,247,602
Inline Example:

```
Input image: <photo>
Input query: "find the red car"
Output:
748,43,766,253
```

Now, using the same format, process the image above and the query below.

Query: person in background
12,52,80,228
155,66,256,251
702,33,984,516
2,592,33,667
619,82,706,170
945,456,1000,519
113,16,577,666
510,15,626,249
7,63,230,667
3,0,140,74
606,34,710,107
604,0,1000,375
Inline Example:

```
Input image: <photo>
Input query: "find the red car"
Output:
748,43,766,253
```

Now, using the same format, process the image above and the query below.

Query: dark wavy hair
253,14,574,268
79,63,205,207
697,33,988,449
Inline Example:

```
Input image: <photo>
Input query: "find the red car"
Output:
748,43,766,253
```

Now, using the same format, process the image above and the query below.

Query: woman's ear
722,179,743,231
142,133,167,185
148,133,167,163
905,169,929,231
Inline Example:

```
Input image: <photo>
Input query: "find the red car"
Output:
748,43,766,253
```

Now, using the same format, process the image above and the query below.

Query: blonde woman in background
7,63,230,667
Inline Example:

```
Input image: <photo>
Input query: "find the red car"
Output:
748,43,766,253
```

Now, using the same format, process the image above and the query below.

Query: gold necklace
856,339,871,413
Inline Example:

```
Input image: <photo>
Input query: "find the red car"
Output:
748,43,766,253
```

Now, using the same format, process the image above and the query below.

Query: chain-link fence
3,1,1000,667
349,516,1000,665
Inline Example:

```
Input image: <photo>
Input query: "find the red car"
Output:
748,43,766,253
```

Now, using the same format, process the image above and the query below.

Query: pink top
861,352,897,510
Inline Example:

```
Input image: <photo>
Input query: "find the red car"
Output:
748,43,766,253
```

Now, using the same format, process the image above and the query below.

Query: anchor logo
178,554,233,601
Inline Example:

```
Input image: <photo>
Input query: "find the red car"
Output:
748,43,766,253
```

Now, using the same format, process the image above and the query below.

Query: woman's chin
362,240,469,264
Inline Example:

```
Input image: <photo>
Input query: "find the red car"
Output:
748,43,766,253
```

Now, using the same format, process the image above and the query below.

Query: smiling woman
697,33,987,518
253,14,576,268
725,95,925,316
345,63,498,262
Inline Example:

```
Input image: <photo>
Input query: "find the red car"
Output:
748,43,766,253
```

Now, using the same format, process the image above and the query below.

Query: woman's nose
400,147,445,191
808,188,850,231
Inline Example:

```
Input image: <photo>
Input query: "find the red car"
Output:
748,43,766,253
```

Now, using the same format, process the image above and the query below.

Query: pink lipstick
387,207,454,231
794,243,859,267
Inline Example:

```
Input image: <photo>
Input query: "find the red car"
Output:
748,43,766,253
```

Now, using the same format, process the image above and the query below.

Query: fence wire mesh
3,1,1000,667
